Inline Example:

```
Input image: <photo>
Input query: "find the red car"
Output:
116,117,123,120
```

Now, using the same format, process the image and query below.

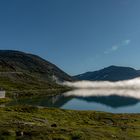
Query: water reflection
6,89,140,113
63,89,140,99
7,95,72,108
63,89,140,108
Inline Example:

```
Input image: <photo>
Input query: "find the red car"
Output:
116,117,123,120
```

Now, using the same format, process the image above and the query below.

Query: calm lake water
6,89,140,113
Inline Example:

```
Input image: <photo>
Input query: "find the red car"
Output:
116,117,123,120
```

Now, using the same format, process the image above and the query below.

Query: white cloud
63,89,140,100
62,77,140,90
103,50,109,54
104,39,131,54
111,45,119,51
62,78,140,99
122,39,131,46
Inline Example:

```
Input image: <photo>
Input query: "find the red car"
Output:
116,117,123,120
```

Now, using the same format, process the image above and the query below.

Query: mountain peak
0,50,73,82
74,65,140,81
104,65,135,70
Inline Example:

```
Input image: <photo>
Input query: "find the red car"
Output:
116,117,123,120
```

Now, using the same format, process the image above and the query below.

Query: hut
0,89,5,98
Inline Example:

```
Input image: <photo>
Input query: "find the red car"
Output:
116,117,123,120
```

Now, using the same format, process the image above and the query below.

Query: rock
16,131,24,136
51,124,57,127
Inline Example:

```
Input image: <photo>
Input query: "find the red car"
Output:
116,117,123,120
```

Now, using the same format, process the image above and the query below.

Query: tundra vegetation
0,105,139,140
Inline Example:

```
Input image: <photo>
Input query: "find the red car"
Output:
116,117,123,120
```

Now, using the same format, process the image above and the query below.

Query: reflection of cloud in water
63,89,140,100
62,78,140,89
62,78,140,99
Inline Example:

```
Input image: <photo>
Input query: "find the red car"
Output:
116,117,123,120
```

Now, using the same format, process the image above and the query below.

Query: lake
6,88,140,113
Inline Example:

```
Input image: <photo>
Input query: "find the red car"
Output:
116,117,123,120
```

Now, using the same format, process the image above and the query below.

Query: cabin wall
0,91,5,98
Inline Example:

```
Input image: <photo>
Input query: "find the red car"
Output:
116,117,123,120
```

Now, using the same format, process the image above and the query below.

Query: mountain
74,65,140,81
0,50,73,91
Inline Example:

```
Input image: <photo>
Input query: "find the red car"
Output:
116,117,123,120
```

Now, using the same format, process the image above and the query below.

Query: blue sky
0,0,140,75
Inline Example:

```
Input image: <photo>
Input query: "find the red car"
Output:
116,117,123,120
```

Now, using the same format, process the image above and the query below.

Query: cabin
0,89,5,98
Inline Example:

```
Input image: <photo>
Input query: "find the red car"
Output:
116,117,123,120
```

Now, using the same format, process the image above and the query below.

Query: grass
0,72,72,98
0,73,61,91
0,98,11,104
0,105,139,140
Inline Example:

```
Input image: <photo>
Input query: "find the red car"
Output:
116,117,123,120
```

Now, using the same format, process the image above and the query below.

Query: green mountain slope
0,50,72,92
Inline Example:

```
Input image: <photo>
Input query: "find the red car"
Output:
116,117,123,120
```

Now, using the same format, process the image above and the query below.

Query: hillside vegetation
0,50,73,95
0,105,139,140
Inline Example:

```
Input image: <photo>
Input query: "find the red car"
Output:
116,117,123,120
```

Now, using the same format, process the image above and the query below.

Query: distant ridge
74,65,140,81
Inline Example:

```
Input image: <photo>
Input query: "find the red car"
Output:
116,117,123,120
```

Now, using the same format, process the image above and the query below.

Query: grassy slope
0,106,139,140
0,72,71,98
0,50,73,97
0,50,73,83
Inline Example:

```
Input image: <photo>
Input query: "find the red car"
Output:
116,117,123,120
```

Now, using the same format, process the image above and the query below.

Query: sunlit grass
0,105,139,140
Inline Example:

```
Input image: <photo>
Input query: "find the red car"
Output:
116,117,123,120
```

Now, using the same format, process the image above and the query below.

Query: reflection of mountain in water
7,95,72,108
31,95,72,108
7,92,140,109
76,95,140,108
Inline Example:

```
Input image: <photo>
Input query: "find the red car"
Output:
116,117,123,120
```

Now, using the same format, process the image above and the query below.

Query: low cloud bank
63,89,140,99
62,78,140,89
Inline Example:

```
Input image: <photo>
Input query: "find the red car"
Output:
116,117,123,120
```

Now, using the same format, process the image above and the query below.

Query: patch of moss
0,98,11,104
